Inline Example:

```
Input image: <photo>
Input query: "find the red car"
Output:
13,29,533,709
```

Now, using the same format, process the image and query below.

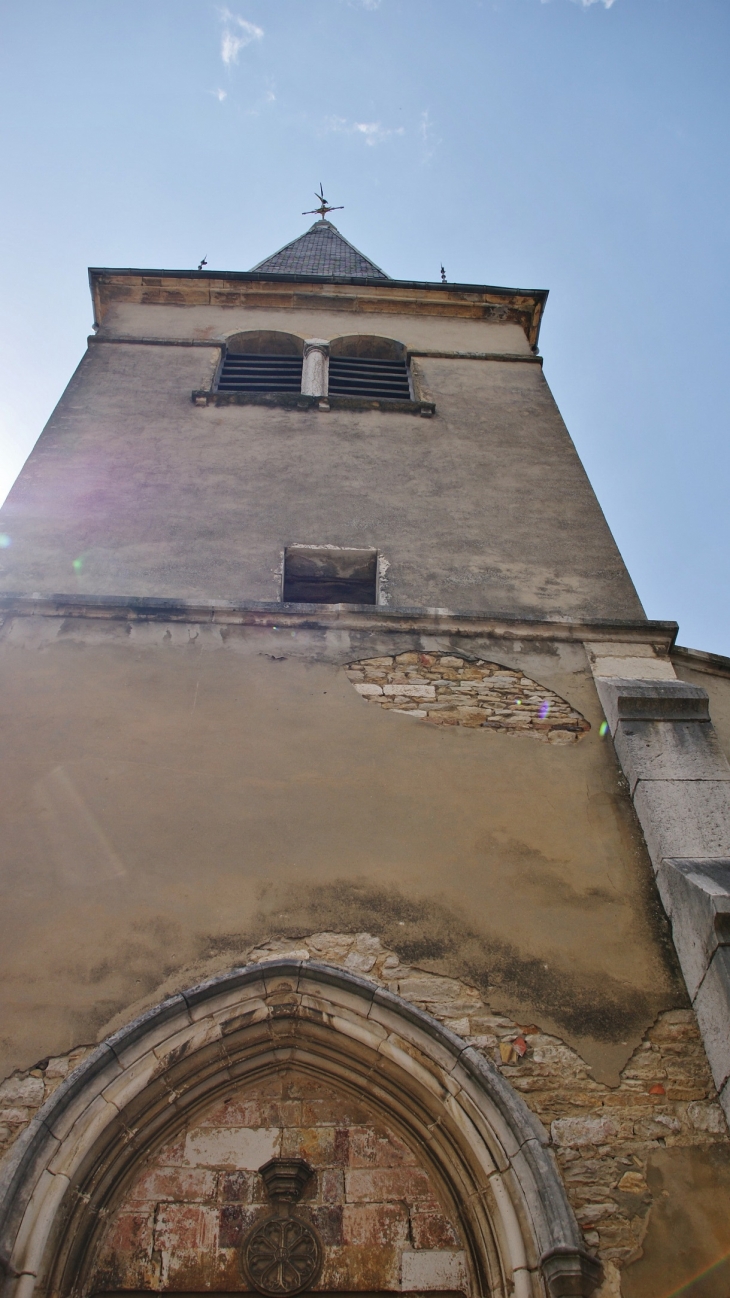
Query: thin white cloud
354,121,404,145
570,0,617,6
219,9,264,66
419,109,439,164
210,88,227,102
326,116,404,147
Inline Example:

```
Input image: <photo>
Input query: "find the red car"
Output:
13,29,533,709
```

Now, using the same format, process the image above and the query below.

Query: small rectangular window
283,547,378,605
328,356,411,400
217,353,303,392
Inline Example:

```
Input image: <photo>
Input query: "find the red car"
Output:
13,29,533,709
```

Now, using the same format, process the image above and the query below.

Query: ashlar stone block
633,780,730,870
693,947,730,1094
655,859,730,999
400,1247,468,1291
184,1125,280,1170
613,720,730,795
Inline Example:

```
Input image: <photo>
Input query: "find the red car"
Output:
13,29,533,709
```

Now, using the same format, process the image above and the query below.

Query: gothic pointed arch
0,963,600,1298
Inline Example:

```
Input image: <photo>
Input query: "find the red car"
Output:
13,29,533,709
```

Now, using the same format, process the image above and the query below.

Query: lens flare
599,721,609,737
0,534,10,547
663,1249,730,1297
538,700,550,719
72,558,83,572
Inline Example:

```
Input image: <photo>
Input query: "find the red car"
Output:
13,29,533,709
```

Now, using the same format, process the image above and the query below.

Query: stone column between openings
302,339,330,397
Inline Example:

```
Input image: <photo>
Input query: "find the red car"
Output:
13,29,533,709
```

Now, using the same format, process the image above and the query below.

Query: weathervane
303,183,344,222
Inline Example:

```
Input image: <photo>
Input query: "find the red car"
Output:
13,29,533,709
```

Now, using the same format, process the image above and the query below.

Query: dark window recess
328,356,411,400
217,353,303,392
283,547,378,605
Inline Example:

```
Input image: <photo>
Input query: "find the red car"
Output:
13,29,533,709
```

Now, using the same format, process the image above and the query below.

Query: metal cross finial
303,183,344,221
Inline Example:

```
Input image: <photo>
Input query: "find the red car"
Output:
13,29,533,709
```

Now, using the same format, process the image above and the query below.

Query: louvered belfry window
216,353,303,392
328,355,411,400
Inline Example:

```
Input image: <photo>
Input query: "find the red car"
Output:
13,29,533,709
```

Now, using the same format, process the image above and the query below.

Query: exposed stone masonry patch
344,652,590,742
2,930,726,1293
246,933,728,1287
0,1045,95,1166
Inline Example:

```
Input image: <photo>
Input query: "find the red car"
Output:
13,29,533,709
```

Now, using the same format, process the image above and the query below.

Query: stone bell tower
1,202,730,1298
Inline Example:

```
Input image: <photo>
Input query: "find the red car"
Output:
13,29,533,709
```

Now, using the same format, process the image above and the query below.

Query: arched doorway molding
0,962,600,1298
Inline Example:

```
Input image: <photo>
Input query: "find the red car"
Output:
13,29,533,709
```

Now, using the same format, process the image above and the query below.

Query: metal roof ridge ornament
303,182,344,223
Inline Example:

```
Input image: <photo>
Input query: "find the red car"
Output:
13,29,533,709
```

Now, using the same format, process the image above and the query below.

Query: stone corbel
541,1247,604,1297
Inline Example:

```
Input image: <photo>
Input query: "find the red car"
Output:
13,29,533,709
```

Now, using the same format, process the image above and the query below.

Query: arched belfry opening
217,331,305,395
328,335,406,361
0,963,599,1298
225,331,305,356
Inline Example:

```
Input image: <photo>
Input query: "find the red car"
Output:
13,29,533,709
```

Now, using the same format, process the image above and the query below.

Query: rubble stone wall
345,652,590,741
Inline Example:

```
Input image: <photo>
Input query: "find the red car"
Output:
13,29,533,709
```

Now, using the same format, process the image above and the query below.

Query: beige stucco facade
2,245,730,1298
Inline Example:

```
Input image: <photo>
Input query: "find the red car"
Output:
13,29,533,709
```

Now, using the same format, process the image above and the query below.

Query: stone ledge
90,334,543,369
89,335,223,349
594,678,709,735
0,594,679,647
408,349,543,366
191,390,436,417
672,644,730,679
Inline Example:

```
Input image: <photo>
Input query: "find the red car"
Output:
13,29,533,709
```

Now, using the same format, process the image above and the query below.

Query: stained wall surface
0,309,643,619
0,614,683,1088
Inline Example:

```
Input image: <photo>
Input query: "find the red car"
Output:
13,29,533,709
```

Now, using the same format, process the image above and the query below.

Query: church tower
2,204,730,1298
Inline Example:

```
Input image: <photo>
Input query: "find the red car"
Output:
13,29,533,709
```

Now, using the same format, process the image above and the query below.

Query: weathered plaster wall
0,615,683,1086
97,302,534,354
0,342,643,619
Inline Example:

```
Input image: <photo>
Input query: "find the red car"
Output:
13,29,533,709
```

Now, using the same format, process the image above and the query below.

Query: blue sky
0,0,728,651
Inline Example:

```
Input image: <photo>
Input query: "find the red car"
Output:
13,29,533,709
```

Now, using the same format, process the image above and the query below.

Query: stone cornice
672,644,730,679
88,268,548,348
0,592,678,650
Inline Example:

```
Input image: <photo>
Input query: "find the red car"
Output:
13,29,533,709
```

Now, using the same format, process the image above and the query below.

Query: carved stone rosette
241,1158,323,1297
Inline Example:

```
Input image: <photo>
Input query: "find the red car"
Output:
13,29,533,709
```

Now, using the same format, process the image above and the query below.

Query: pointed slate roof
251,220,389,279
